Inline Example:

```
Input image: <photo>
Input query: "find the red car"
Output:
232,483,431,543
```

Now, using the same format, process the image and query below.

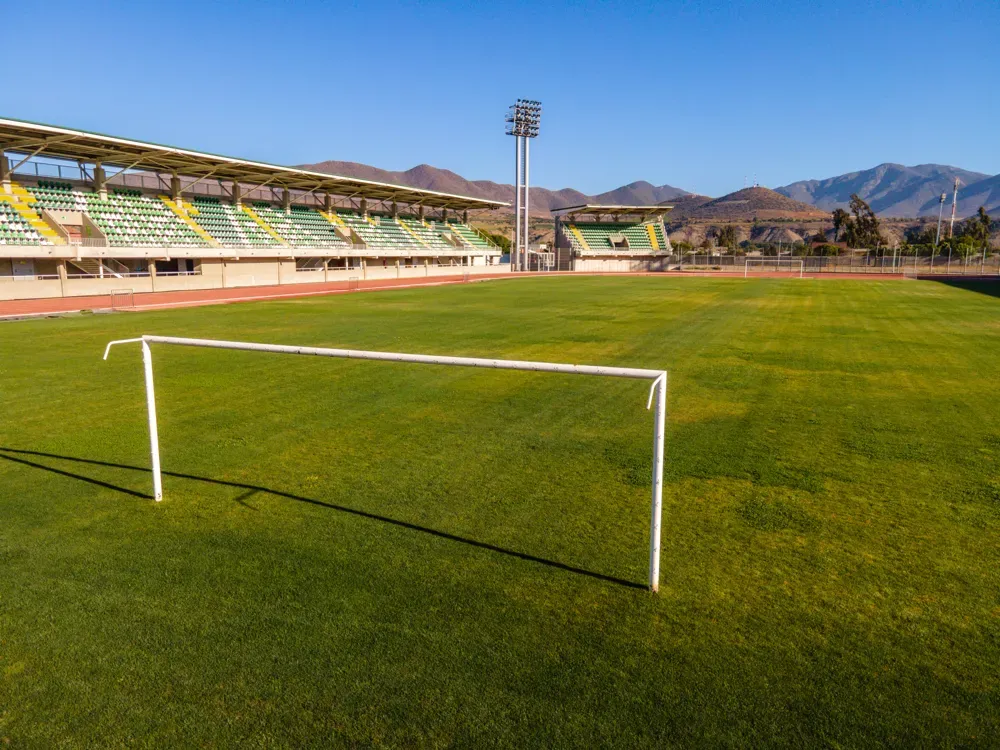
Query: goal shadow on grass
921,277,1000,298
0,446,645,591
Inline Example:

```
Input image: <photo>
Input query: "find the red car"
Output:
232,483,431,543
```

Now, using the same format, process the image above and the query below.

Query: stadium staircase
646,224,660,250
67,257,127,278
159,196,220,246
567,223,590,250
0,183,61,244
240,204,287,244
396,218,431,248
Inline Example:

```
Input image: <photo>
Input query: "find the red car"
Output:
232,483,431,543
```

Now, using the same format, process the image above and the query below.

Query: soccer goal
744,258,805,278
103,335,669,592
529,250,556,272
110,289,135,310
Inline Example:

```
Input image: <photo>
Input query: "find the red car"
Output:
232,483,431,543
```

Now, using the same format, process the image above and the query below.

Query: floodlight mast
506,99,542,271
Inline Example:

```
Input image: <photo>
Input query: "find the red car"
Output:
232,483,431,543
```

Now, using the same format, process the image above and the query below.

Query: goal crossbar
744,258,804,278
103,334,669,592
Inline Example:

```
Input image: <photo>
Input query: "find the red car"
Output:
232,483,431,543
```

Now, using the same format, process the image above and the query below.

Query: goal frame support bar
103,335,669,592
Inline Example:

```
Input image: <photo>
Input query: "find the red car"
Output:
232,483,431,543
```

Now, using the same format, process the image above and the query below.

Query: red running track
0,270,914,319
0,273,522,318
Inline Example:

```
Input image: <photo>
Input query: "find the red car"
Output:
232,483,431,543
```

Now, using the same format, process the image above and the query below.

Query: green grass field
1,277,998,746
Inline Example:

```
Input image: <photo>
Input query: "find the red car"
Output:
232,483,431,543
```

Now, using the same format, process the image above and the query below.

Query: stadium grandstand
0,118,505,301
553,204,673,271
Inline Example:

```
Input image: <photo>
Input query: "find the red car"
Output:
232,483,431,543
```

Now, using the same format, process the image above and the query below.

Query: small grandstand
0,118,505,301
553,204,674,271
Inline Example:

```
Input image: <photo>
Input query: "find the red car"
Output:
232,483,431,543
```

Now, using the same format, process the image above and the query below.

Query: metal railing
0,274,60,281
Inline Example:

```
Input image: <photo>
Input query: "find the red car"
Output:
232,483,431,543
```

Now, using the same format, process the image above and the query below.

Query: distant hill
776,163,992,218
671,187,828,221
300,160,687,215
589,180,691,206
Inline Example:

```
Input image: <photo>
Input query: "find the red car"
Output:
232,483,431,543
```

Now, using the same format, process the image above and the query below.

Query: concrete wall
572,257,672,273
0,258,504,301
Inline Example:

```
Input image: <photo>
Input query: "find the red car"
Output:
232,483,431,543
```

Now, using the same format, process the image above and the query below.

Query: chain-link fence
674,253,1000,276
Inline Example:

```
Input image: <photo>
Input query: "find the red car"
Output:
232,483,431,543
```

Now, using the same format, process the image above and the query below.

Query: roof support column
441,208,448,223
0,151,10,194
360,198,367,219
324,193,332,213
170,174,182,202
463,210,468,224
418,205,425,222
391,202,398,218
232,182,242,208
283,189,291,213
94,162,107,200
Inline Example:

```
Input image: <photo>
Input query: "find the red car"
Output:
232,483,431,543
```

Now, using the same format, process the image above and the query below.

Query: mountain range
301,159,1000,219
775,164,1000,218
301,159,689,215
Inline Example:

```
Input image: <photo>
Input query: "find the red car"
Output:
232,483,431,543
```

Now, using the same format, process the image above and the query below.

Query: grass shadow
920,276,1000,298
0,446,645,591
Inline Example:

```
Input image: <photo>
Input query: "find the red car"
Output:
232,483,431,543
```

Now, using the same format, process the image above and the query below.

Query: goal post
110,289,135,310
103,335,669,592
744,258,805,278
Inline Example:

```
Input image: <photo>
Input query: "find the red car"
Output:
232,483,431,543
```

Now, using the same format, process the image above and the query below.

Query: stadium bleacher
399,217,455,250
445,220,494,250
0,200,48,245
0,119,504,298
188,197,280,248
252,204,349,248
6,184,499,253
28,183,209,248
562,221,668,253
338,212,423,250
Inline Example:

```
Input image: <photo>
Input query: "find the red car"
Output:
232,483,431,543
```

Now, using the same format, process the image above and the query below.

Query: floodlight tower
935,192,946,248
505,99,541,271
948,177,960,238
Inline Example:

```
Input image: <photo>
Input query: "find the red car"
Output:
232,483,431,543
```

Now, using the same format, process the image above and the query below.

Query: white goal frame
104,335,669,592
744,258,805,278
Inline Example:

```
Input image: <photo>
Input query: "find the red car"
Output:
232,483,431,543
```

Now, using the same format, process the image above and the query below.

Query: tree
831,208,850,242
716,224,738,250
843,194,881,249
484,230,510,252
961,206,992,248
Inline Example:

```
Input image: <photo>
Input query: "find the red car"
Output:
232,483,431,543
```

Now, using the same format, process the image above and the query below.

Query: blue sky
8,0,999,197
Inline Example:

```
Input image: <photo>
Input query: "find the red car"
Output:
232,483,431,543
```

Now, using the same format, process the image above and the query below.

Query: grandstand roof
552,204,675,218
0,117,506,211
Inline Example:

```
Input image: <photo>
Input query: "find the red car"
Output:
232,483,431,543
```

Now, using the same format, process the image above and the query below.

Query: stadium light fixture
506,99,542,272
